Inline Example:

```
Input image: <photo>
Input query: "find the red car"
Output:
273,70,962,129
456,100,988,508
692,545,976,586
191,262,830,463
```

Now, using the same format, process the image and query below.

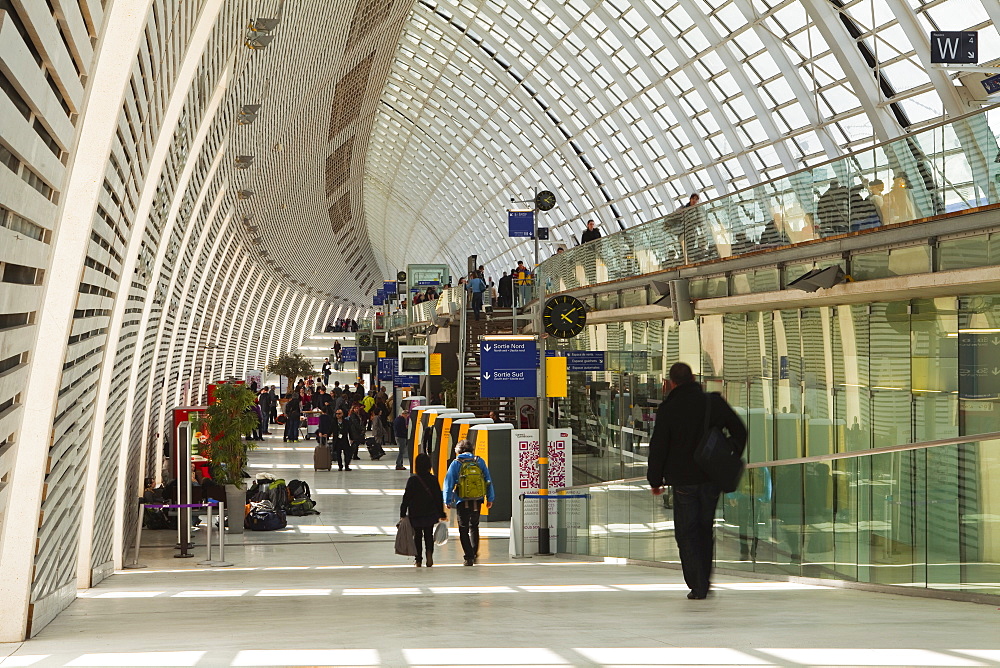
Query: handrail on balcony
539,104,1000,294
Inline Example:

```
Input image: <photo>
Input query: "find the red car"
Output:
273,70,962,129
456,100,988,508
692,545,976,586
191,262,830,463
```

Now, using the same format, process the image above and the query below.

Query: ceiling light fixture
235,155,254,169
237,104,261,125
245,18,279,50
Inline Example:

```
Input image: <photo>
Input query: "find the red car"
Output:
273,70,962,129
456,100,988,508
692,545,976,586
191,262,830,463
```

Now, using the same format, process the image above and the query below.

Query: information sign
930,30,978,64
983,74,1000,96
394,374,419,387
480,339,537,398
383,280,397,295
508,210,534,238
341,346,358,363
378,357,397,381
567,350,605,372
541,350,605,372
509,428,574,557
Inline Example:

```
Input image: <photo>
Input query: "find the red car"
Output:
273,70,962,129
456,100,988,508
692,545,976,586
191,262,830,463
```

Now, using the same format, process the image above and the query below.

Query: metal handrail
559,430,1000,490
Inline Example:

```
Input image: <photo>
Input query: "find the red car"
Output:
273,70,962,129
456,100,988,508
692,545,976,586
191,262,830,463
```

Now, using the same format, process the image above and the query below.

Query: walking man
331,408,353,471
467,272,487,321
646,362,746,599
444,439,495,566
394,408,411,470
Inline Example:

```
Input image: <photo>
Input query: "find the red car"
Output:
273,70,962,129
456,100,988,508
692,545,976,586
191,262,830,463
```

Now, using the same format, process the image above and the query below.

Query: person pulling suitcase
314,406,335,471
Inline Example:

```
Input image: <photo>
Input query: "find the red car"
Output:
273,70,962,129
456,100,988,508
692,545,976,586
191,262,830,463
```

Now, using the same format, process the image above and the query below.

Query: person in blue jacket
443,439,495,566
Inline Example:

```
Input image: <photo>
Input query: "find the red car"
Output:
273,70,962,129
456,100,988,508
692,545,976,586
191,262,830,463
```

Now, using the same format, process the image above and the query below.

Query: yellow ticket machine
408,404,443,473
430,412,475,480
467,423,514,522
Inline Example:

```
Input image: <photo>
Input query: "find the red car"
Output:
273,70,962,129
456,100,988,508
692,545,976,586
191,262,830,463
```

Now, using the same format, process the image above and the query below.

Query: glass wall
561,294,1000,485
559,437,1000,596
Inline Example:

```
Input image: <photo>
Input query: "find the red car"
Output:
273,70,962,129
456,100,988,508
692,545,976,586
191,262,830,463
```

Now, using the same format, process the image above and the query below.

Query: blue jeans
672,483,720,596
395,437,410,468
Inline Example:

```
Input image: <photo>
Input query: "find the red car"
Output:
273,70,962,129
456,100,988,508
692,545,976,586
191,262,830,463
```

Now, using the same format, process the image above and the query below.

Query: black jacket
348,414,364,442
330,419,351,448
498,274,513,297
318,412,336,435
400,472,446,522
646,382,746,487
580,227,602,243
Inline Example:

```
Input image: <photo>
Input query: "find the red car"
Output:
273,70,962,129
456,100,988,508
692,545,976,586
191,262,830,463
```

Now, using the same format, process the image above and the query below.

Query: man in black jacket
331,408,353,471
647,362,746,599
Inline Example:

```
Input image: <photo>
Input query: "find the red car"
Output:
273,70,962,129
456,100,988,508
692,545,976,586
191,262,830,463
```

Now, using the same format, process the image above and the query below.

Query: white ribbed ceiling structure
366,0,1000,277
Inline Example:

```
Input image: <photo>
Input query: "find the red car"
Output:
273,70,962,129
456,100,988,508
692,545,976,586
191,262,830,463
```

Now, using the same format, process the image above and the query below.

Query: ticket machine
429,412,474,480
468,423,514,522
408,404,445,473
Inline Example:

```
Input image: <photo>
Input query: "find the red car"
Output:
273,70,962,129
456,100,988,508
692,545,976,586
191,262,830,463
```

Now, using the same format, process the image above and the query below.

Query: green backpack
456,458,487,499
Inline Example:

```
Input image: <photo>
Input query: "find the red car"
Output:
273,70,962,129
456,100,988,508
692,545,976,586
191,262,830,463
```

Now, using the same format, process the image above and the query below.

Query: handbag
394,517,417,556
433,520,449,546
693,392,745,493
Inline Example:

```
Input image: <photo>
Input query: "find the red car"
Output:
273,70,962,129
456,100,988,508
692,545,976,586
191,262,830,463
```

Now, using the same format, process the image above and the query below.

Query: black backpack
286,479,319,516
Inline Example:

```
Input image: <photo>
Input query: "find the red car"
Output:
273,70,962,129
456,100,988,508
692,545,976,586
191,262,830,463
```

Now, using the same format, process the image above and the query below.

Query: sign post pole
534,193,551,556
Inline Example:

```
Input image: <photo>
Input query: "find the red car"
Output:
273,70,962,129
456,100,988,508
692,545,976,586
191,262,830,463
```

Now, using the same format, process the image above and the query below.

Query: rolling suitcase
313,443,332,471
366,436,385,461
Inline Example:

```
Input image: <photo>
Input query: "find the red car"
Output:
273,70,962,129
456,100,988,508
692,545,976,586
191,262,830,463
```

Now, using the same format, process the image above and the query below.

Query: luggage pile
244,473,319,528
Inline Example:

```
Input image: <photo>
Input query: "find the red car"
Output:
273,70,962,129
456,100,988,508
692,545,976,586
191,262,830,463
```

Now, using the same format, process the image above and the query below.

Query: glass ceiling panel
362,0,1000,282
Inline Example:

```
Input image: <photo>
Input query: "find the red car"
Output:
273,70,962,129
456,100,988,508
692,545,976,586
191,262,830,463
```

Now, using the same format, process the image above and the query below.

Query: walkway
1,434,998,667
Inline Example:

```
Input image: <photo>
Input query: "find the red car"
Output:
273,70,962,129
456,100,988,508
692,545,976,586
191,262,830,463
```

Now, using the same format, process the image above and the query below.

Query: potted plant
266,351,316,397
266,352,316,419
194,382,259,534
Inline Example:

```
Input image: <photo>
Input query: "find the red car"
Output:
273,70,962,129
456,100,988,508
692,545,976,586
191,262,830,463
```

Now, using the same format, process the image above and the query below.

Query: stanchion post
123,499,147,569
198,502,214,565
211,501,233,567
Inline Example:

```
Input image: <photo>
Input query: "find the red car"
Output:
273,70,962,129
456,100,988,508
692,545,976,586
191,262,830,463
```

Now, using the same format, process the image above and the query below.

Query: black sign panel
930,31,978,64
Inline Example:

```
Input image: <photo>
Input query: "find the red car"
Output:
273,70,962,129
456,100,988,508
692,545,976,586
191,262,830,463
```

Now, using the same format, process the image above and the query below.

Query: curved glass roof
365,0,1000,281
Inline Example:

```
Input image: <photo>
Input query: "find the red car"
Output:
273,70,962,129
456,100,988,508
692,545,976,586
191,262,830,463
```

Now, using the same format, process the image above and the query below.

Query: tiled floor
1,432,999,667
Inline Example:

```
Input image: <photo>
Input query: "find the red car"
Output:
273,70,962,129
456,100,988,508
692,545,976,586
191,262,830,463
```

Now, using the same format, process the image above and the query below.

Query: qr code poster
509,429,573,556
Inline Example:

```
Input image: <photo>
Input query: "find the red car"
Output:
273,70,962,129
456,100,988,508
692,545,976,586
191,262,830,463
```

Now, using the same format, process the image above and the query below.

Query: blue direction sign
373,294,384,306
394,374,419,387
983,74,1000,96
341,346,358,363
508,211,534,238
568,351,606,371
541,350,606,372
383,280,397,295
480,339,537,398
378,357,397,381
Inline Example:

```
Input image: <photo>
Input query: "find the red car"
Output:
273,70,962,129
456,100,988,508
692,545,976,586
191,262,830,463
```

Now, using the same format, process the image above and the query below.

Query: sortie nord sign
480,339,537,398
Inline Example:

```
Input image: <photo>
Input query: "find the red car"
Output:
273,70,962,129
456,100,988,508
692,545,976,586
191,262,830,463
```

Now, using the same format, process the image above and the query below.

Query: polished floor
1,432,999,667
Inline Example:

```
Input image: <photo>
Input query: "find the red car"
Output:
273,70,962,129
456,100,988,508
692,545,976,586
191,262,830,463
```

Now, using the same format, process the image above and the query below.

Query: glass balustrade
557,435,1000,596
541,105,1000,296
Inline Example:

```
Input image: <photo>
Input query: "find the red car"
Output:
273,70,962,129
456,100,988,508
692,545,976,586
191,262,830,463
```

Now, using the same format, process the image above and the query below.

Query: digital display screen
401,357,425,372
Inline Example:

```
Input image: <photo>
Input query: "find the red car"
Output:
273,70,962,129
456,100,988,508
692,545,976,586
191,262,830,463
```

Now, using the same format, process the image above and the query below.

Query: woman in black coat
400,453,447,567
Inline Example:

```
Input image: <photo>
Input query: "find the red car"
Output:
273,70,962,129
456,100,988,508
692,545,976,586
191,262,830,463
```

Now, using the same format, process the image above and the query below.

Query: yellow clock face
535,190,556,211
543,295,586,338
